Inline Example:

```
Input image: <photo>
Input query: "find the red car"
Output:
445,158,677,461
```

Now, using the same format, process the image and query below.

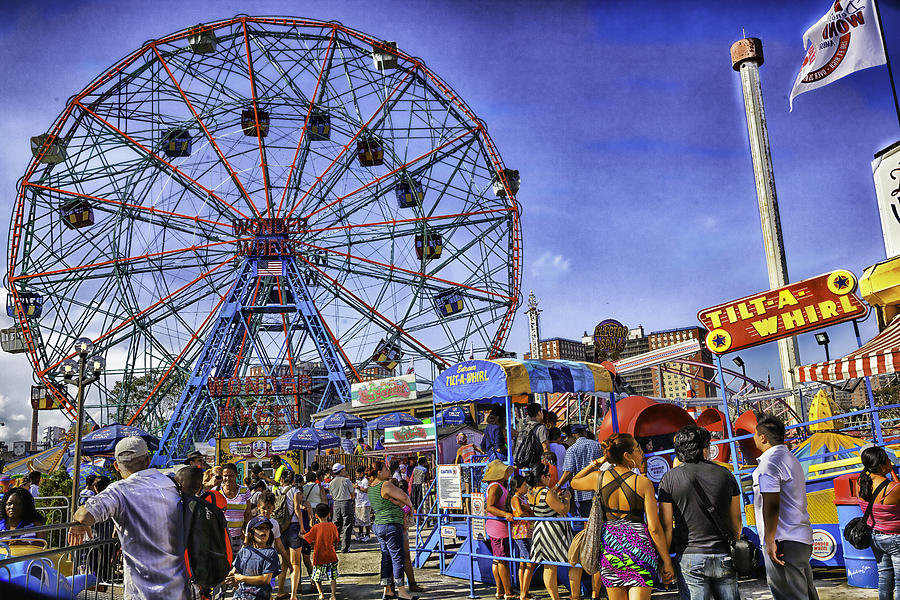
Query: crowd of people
4,405,897,600
58,439,433,600
476,407,833,600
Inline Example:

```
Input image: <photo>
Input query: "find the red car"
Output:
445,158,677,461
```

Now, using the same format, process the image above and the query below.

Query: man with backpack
513,403,550,469
68,436,192,600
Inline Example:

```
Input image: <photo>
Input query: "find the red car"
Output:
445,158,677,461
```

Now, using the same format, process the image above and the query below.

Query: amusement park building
648,326,715,399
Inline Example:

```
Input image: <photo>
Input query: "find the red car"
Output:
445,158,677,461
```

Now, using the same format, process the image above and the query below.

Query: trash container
834,473,878,589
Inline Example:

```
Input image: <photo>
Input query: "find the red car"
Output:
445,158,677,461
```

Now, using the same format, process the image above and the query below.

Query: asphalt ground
333,534,877,600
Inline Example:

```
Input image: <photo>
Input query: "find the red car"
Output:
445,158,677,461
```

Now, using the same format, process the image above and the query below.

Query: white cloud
531,251,571,278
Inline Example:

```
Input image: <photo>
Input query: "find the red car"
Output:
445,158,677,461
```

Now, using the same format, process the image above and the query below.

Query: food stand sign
351,374,417,408
697,270,868,354
437,464,463,509
384,423,436,445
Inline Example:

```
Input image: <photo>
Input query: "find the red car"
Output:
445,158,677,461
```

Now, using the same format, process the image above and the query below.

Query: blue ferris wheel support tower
150,232,352,467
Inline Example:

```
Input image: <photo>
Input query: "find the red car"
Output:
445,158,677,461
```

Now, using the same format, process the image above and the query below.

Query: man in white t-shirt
353,466,371,542
752,414,819,600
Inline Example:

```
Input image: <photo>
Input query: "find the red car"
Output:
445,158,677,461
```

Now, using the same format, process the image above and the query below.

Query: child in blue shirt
226,515,281,600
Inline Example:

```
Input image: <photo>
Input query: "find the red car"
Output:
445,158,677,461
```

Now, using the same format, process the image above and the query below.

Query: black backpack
513,422,543,468
171,478,232,588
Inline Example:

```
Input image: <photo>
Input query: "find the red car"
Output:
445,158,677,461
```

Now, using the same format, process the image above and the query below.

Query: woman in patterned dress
527,463,574,600
571,433,674,600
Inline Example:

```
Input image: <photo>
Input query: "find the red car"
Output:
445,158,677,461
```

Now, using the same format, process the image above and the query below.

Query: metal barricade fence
35,496,71,549
0,521,122,599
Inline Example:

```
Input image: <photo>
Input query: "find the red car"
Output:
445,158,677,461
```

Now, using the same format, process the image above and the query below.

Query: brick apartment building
523,337,586,361
648,326,715,399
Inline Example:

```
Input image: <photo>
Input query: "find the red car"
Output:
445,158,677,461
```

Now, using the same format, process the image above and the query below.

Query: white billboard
873,141,900,259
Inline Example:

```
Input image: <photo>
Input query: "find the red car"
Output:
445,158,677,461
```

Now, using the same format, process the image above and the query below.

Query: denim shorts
512,537,532,561
282,522,311,554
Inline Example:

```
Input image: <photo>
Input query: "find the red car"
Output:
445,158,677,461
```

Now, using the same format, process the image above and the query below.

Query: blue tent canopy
432,359,615,404
435,406,472,426
366,412,423,430
78,424,160,455
271,427,340,452
315,410,366,430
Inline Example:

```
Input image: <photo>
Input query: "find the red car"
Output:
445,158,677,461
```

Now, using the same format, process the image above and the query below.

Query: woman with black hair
0,488,45,540
571,433,674,600
859,445,900,600
527,463,573,600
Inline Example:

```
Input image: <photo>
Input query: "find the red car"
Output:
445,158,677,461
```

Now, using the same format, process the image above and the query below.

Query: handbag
844,479,890,550
567,473,606,574
690,478,758,577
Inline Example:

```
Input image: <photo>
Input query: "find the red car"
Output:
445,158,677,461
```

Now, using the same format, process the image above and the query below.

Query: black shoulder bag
691,478,758,577
844,479,890,550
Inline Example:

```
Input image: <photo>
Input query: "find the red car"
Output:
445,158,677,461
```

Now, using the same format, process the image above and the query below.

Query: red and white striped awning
796,318,900,382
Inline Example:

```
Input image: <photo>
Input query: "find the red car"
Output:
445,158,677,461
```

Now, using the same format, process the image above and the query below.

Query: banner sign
351,374,417,408
384,423,436,445
697,270,868,354
218,436,278,464
432,360,509,403
437,464,463,509
873,142,900,259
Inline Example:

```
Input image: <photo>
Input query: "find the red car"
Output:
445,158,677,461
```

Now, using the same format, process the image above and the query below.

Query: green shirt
367,481,404,524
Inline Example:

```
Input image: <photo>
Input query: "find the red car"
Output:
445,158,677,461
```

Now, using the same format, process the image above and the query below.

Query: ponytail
859,446,891,502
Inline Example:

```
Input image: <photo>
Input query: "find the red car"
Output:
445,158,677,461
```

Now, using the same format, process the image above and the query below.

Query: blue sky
1,0,897,442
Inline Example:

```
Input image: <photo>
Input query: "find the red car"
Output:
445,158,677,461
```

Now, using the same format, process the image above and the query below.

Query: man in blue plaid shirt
556,424,602,519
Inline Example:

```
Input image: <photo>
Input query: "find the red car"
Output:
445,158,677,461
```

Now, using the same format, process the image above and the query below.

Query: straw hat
482,459,512,482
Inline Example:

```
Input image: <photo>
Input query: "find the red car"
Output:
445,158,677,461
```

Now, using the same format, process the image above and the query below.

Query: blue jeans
373,522,405,587
676,553,739,600
873,532,900,600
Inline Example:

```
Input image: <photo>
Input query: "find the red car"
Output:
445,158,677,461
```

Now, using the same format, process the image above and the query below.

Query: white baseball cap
332,463,345,473
115,436,149,461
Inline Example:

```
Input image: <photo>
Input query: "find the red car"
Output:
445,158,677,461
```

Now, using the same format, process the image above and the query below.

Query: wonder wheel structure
5,16,522,463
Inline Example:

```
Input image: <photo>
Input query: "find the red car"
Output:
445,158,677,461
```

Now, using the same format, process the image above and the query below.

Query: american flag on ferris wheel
257,260,283,277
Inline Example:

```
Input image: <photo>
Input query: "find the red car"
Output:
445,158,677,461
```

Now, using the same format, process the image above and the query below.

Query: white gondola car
30,134,66,164
0,325,26,353
372,41,398,71
491,169,520,197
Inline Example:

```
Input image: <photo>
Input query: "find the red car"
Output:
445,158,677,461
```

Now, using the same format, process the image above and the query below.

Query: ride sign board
437,464,463,509
384,423,436,445
697,270,868,354
593,319,628,361
351,374,417,408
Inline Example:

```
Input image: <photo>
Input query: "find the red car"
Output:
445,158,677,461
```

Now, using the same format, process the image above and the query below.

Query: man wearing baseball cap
69,436,190,600
329,463,355,553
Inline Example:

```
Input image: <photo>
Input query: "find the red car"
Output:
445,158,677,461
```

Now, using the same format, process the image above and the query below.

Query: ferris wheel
5,16,522,454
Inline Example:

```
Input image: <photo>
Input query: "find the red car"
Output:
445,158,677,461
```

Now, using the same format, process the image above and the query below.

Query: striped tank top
368,481,404,525
223,487,250,538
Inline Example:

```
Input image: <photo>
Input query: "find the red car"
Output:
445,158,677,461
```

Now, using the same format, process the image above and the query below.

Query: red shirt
303,521,339,565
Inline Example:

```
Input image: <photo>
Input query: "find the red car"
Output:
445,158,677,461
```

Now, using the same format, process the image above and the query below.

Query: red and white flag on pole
790,0,886,110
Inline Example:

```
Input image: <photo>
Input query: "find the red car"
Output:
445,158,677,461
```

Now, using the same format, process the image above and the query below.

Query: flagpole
874,0,900,130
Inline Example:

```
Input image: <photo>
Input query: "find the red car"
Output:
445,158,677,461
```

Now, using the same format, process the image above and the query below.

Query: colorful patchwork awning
796,317,900,382
432,359,615,404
